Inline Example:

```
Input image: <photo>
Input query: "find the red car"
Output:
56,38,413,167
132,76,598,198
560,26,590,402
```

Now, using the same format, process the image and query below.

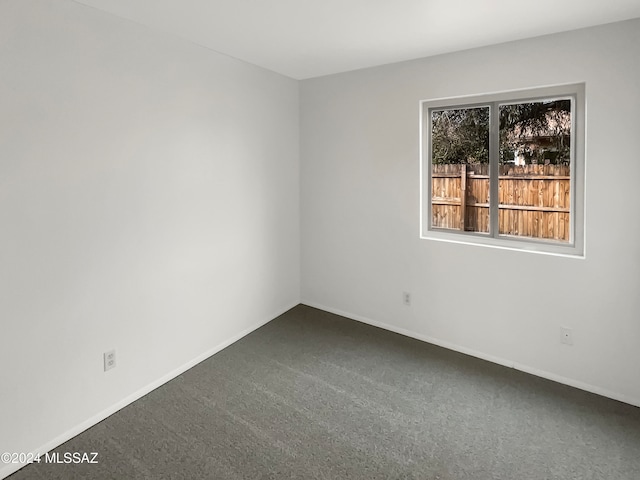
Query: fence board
431,163,571,241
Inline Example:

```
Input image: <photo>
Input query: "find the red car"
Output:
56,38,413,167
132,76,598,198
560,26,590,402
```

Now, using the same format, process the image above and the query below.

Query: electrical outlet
104,350,116,371
560,327,573,346
403,292,411,306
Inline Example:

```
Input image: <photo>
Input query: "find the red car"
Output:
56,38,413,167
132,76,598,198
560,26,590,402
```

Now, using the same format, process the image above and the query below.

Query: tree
431,107,489,164
431,100,571,165
499,99,571,164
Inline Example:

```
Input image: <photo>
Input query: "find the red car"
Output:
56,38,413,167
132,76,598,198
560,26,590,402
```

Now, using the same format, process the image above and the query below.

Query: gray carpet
9,305,640,479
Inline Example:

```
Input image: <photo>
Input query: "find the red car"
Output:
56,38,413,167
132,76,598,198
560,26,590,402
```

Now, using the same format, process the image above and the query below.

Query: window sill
420,229,585,258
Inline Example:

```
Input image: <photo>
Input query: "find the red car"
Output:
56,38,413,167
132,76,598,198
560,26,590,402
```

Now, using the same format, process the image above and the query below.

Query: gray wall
300,19,640,406
0,0,299,474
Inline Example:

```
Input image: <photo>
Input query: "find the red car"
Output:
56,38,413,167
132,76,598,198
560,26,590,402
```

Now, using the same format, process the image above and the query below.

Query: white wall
0,0,299,475
2,2,638,476
301,20,640,406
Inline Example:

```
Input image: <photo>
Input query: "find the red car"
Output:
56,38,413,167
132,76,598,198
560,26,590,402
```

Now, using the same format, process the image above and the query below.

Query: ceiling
73,0,640,79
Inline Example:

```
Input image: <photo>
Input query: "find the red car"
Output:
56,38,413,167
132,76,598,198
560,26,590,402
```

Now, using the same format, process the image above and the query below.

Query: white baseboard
0,302,298,480
301,300,640,409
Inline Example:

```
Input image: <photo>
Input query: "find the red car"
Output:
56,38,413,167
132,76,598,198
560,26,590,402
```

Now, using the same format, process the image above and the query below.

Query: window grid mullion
489,102,500,237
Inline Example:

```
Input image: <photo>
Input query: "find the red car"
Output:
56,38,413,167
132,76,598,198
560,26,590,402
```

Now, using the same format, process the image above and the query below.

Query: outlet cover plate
560,327,573,345
104,350,116,371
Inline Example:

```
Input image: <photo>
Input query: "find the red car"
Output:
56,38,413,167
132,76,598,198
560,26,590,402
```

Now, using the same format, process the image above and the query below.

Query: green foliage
499,99,571,164
431,107,489,164
431,100,572,166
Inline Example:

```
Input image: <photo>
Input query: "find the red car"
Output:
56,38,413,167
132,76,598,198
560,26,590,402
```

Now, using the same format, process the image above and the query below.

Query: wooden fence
431,164,570,241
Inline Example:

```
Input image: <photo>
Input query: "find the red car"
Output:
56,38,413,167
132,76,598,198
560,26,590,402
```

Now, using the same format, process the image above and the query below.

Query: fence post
460,164,466,231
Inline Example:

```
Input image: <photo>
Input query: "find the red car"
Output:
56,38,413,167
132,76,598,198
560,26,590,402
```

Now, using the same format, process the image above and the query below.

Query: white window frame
420,83,585,258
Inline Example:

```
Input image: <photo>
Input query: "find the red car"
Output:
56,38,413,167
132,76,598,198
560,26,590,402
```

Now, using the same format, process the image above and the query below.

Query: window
420,84,585,257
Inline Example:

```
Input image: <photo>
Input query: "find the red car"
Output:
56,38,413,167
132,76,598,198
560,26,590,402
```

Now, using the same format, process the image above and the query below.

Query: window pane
498,100,571,241
431,106,490,232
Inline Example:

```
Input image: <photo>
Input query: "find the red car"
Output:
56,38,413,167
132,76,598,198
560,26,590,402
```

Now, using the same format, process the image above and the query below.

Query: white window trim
419,83,586,258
